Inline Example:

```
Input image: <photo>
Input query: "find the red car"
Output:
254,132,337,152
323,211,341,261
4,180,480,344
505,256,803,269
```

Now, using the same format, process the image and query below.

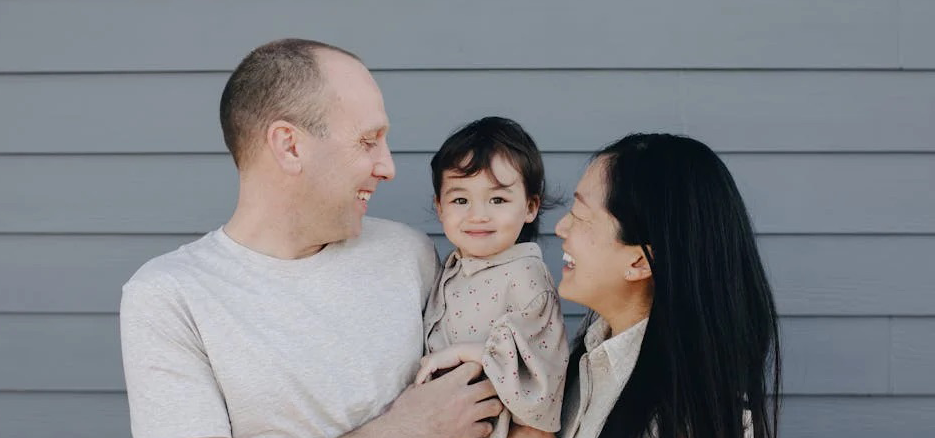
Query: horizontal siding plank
0,315,124,391
1,154,933,234
680,71,935,152
891,318,935,394
2,392,932,438
0,73,227,155
0,71,683,154
0,0,899,72
0,235,197,313
779,396,935,438
779,317,890,395
759,235,935,316
0,314,909,395
899,0,935,68
6,234,931,316
5,70,935,154
0,392,130,438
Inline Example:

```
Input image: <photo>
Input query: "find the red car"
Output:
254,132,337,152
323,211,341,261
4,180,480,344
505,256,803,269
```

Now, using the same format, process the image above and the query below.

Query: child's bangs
445,143,521,189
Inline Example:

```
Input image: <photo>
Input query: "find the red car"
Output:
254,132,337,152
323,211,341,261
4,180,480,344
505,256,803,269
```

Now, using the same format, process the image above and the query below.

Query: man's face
296,51,394,242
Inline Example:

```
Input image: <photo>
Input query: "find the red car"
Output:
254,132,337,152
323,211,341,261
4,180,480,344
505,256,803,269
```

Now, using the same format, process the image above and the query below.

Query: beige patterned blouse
424,242,569,438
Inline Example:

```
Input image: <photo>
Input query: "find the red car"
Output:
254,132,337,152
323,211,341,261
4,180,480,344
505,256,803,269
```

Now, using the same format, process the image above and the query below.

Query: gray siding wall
1,1,933,437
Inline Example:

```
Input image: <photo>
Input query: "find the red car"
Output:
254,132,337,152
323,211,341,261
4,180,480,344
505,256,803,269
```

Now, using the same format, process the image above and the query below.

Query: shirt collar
585,316,649,382
443,242,543,277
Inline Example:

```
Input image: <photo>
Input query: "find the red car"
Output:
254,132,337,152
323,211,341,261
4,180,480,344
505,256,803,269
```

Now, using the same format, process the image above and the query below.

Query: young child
417,117,568,438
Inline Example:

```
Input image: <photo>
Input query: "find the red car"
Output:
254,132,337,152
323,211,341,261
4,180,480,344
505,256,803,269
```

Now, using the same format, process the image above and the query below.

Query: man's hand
349,361,503,438
415,343,485,384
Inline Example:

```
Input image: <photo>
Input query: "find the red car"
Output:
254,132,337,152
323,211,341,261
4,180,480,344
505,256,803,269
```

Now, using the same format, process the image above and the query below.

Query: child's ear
434,196,442,218
525,195,540,223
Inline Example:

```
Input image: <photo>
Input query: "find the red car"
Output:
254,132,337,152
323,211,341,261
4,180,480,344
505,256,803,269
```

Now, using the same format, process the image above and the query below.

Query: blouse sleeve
480,262,569,432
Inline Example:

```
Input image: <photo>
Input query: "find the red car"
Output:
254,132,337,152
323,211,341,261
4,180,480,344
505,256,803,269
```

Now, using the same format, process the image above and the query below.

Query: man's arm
344,362,503,438
120,278,232,438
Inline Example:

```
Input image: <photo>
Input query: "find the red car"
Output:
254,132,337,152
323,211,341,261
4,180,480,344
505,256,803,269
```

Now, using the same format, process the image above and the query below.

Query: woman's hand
415,343,485,384
508,424,555,438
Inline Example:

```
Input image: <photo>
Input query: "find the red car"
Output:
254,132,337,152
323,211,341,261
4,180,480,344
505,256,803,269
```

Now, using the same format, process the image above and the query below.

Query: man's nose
374,142,395,181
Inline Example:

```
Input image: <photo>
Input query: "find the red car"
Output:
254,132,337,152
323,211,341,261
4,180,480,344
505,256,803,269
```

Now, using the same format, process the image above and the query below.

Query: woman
514,133,781,438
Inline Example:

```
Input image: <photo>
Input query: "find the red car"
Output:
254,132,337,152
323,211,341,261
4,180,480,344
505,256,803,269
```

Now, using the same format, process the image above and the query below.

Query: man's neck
224,189,329,260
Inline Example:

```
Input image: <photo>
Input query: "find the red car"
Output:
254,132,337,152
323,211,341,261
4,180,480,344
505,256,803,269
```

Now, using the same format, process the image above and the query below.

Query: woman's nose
555,213,569,237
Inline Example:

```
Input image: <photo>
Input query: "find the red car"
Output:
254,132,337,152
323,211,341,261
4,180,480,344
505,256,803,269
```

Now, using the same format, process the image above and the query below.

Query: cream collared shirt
559,316,754,438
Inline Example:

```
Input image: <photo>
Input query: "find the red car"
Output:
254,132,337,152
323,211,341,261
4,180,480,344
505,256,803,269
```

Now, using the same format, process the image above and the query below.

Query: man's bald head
219,39,361,168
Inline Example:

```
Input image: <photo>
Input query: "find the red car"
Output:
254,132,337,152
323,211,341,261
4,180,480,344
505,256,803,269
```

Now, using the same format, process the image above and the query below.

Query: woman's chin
557,280,577,302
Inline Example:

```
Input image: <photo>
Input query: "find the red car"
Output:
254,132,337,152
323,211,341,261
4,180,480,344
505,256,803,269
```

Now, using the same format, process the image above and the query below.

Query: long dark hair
564,134,781,438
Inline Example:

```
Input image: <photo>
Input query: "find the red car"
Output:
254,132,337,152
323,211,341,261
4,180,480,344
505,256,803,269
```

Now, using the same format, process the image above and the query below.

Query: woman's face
554,159,639,309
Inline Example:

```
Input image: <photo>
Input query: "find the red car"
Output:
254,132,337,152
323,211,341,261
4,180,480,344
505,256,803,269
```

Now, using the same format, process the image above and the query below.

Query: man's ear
624,245,653,281
266,120,302,175
525,195,541,223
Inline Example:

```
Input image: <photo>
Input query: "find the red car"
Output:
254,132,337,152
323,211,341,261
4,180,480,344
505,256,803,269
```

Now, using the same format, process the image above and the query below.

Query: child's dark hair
431,116,555,243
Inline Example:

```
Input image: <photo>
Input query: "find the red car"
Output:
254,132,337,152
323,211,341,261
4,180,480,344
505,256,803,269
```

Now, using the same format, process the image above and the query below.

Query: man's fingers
469,421,495,438
414,367,431,385
474,398,504,420
468,376,498,401
447,361,483,384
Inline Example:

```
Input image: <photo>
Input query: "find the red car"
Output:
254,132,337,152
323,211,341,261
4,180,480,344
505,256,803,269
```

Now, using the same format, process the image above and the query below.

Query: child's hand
415,343,485,384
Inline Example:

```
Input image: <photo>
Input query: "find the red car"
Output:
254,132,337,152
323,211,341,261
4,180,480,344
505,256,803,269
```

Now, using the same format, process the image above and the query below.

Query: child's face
436,154,539,259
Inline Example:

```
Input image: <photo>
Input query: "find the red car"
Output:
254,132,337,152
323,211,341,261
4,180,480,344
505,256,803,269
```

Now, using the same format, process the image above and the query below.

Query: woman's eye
452,198,467,205
361,139,377,149
490,197,507,204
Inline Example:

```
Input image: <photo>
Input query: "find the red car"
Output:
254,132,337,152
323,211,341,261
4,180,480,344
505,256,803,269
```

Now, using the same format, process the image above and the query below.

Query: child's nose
468,204,490,222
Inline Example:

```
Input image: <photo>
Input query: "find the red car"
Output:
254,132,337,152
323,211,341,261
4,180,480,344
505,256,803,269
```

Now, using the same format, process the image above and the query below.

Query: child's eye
452,198,467,205
490,197,507,205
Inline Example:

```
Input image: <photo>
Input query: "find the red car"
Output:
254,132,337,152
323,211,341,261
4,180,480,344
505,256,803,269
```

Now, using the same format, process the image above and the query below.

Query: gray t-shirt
120,217,439,438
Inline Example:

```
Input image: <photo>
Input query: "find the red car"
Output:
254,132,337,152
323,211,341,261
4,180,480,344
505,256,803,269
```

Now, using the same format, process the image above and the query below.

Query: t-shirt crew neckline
211,227,340,275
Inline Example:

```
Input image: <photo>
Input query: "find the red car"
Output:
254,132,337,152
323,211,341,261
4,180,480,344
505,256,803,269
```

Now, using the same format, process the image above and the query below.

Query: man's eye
452,198,467,205
490,197,507,204
361,139,377,148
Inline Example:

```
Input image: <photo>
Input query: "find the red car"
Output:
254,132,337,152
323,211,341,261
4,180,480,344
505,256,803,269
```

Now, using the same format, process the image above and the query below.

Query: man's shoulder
122,232,215,297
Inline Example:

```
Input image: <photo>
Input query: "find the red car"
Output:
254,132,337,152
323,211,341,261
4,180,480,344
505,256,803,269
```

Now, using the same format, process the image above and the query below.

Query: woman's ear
624,246,653,281
525,195,541,223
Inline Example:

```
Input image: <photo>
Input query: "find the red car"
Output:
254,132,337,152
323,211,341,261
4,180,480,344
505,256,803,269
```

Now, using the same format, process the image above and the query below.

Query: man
120,39,502,438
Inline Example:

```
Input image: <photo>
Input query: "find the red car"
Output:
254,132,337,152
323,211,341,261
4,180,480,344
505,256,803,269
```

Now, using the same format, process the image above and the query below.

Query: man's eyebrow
362,123,389,137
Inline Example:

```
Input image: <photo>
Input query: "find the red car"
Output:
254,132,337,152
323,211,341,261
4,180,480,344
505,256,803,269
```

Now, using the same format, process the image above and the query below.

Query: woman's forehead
576,161,608,205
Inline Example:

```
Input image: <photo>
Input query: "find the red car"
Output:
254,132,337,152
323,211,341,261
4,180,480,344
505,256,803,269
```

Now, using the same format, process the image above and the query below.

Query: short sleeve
480,262,569,432
120,277,232,438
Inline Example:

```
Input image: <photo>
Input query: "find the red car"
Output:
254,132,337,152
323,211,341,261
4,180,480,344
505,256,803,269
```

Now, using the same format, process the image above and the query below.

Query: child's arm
415,343,485,384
